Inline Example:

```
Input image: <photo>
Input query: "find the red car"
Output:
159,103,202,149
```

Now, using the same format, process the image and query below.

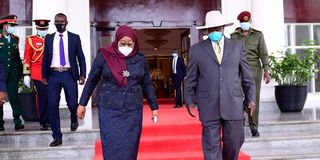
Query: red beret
237,11,251,22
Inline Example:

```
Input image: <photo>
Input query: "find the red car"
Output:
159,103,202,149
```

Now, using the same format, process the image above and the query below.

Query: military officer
0,15,24,131
231,11,271,137
23,19,50,130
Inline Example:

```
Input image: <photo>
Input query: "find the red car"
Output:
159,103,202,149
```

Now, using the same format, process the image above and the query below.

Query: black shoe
40,124,49,131
251,129,260,137
50,138,62,147
0,126,4,131
70,122,78,131
14,124,25,131
174,105,183,108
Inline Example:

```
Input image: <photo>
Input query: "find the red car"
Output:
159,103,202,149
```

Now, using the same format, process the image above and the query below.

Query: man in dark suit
170,49,186,108
184,11,256,160
0,59,7,125
42,13,86,147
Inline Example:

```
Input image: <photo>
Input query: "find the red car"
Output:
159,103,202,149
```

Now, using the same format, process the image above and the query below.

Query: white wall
33,0,91,108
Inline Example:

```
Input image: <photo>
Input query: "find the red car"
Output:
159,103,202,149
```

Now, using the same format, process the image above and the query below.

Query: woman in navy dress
77,25,159,160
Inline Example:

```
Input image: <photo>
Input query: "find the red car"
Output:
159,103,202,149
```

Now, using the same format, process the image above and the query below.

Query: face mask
37,30,48,37
172,53,178,57
7,26,15,34
55,24,66,33
240,22,250,31
208,31,223,42
118,46,133,56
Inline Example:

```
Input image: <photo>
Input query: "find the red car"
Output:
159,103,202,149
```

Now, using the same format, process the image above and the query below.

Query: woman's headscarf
100,25,139,87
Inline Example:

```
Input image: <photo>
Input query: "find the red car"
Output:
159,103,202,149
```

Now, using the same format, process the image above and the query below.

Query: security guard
0,15,24,131
231,11,271,137
23,19,50,130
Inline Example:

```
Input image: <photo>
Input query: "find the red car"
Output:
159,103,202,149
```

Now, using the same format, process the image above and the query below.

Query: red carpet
94,99,251,160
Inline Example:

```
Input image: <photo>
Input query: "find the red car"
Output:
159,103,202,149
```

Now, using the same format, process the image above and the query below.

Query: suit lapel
221,37,231,65
202,39,220,64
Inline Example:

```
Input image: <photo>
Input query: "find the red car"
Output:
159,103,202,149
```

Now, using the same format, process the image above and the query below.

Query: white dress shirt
172,56,178,74
50,31,71,68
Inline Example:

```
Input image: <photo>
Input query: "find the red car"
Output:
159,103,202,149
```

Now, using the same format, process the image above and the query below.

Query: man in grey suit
184,11,256,160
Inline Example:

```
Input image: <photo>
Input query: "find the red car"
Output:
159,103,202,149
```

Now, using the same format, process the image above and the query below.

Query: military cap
0,15,18,25
237,11,251,22
33,19,50,29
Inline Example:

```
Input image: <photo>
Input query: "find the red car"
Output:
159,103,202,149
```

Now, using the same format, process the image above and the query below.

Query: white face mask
118,46,133,56
172,53,178,57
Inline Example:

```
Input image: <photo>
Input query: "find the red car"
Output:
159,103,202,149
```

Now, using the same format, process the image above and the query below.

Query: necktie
59,34,66,66
215,42,222,64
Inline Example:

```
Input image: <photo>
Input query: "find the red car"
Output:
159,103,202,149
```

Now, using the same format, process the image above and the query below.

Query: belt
51,67,71,72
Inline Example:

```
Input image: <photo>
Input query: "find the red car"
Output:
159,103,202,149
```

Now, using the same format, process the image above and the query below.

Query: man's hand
0,91,7,106
187,103,197,118
264,70,271,84
42,78,48,85
247,101,256,117
79,76,86,85
77,105,86,119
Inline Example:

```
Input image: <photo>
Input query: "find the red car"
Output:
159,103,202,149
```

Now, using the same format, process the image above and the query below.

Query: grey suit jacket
184,37,256,122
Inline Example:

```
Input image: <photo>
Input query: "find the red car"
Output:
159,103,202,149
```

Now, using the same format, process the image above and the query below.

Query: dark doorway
136,28,190,98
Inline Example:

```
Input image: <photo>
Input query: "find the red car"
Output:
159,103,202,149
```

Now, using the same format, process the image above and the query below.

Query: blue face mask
208,32,223,42
37,30,48,37
7,26,15,34
240,22,251,31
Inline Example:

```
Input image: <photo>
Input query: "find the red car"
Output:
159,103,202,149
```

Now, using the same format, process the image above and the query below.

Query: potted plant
269,41,320,112
18,79,39,121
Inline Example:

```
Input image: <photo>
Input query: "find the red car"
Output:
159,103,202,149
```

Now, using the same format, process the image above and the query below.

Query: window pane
314,25,320,45
15,26,32,59
295,25,310,46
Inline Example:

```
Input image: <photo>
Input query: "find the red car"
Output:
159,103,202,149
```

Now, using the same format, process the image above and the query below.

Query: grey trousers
201,119,245,160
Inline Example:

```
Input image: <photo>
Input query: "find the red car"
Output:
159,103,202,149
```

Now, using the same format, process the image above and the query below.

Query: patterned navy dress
79,52,158,160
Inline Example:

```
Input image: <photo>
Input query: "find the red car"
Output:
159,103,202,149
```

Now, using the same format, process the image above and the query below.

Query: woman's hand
152,109,159,123
77,105,86,119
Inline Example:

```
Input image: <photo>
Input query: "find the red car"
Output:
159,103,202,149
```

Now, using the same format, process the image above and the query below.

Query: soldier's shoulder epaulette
230,28,241,36
11,34,19,39
252,28,262,33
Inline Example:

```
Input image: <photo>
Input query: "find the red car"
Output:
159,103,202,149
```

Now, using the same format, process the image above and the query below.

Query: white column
33,0,92,110
251,0,285,53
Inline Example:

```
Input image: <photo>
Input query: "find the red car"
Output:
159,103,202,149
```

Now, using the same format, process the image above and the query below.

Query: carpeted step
93,140,251,160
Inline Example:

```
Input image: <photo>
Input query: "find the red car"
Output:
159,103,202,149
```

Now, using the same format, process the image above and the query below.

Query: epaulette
252,28,262,33
230,28,242,35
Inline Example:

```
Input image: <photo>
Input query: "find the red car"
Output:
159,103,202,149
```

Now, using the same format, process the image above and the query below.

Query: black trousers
34,80,49,125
